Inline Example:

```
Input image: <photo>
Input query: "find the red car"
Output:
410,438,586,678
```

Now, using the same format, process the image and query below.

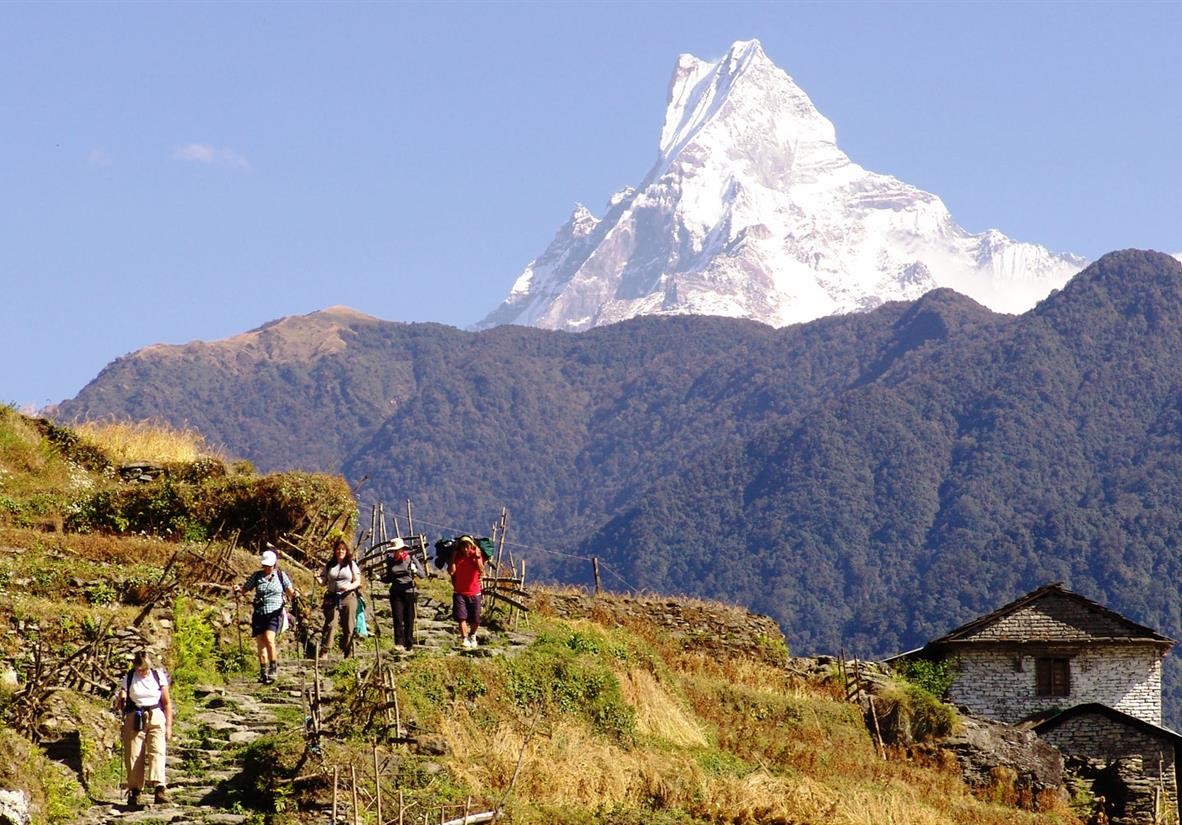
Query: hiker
233,546,295,684
382,537,423,652
113,650,173,807
317,536,363,658
449,535,485,648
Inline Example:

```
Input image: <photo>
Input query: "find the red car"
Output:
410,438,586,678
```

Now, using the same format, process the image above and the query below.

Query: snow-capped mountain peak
476,39,1086,332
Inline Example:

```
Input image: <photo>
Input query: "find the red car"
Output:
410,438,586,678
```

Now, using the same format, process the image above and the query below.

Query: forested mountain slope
57,250,1182,723
578,250,1182,723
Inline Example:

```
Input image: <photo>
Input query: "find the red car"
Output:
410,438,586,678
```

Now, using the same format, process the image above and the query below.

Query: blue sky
2,1,1179,410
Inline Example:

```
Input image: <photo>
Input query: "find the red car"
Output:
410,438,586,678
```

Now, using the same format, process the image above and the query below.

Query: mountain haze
477,39,1086,332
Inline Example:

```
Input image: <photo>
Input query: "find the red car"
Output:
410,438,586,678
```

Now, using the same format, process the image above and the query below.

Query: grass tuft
73,419,221,465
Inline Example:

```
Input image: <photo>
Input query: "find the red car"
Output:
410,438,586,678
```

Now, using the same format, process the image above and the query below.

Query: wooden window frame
1035,657,1070,697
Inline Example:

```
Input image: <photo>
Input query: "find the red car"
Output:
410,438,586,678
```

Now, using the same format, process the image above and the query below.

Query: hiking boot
127,788,140,807
268,661,279,678
154,786,168,805
468,635,478,648
259,667,271,684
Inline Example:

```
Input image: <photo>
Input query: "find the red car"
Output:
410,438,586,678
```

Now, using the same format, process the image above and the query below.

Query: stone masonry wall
531,591,787,667
1040,712,1178,825
950,645,1162,725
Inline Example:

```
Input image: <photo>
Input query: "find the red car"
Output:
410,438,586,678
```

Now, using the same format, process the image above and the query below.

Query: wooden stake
332,765,339,822
868,695,887,760
391,666,402,737
373,741,382,825
592,558,601,596
351,765,360,825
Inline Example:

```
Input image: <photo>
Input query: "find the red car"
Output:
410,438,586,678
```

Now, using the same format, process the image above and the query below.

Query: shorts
452,592,482,625
252,607,283,637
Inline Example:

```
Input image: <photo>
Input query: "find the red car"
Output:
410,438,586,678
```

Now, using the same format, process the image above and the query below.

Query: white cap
261,549,278,567
390,538,405,551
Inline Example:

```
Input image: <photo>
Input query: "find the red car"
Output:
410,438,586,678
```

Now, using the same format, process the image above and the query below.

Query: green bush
172,595,219,689
505,630,636,743
895,658,955,699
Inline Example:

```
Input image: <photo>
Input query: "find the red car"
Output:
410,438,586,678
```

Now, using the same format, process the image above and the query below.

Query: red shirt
450,548,483,596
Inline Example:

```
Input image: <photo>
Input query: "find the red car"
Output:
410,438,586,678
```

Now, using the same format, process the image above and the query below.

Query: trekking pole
235,591,244,657
119,726,125,801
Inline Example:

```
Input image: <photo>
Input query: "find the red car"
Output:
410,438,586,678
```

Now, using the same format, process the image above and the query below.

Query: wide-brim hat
260,549,278,567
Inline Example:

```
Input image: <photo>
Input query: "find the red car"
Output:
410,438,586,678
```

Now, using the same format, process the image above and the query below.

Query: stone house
916,583,1173,725
902,583,1178,824
1034,703,1182,824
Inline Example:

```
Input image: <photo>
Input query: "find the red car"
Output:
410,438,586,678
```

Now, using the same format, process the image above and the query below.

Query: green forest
59,250,1182,725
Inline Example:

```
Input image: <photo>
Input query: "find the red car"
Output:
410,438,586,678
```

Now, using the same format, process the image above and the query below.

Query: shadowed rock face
924,715,1066,806
477,39,1085,333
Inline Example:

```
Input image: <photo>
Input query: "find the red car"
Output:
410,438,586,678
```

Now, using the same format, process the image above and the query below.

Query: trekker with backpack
317,536,363,658
381,538,423,652
234,546,296,684
449,535,485,648
112,650,173,807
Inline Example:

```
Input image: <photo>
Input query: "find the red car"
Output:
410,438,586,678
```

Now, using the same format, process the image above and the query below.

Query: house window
1035,657,1070,697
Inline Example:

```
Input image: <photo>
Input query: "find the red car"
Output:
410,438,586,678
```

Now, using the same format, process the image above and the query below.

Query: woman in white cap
233,546,295,683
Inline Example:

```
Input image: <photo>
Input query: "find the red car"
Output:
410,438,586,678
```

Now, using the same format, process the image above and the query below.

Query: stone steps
74,595,534,823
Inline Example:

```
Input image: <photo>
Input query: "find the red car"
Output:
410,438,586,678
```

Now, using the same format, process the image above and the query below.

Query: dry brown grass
436,703,1072,825
617,668,707,748
0,526,178,565
73,419,221,464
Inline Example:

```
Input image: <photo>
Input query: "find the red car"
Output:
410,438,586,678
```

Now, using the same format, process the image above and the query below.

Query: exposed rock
912,713,1067,809
0,789,29,825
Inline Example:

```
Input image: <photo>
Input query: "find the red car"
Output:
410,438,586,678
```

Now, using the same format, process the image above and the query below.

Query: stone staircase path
73,590,532,823
74,658,330,825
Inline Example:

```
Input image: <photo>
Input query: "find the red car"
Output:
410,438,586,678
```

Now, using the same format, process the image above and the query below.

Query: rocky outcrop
0,790,29,825
913,714,1067,809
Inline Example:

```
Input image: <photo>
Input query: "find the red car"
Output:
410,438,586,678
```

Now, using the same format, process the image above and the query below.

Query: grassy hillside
0,411,1085,824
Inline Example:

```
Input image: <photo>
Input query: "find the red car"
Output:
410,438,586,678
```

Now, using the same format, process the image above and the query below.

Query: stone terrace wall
1039,712,1178,825
530,591,787,667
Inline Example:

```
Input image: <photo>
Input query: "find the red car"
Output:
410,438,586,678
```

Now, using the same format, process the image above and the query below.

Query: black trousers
389,590,417,650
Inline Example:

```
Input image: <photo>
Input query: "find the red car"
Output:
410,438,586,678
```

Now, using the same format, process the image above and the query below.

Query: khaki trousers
321,591,358,657
122,707,167,790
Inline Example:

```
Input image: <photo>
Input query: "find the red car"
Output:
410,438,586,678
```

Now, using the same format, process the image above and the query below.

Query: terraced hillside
0,409,1088,824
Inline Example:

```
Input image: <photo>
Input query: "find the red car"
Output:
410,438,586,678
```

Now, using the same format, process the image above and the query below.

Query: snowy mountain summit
476,39,1086,332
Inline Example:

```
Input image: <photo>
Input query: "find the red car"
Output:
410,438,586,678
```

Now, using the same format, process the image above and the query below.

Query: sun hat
390,538,405,551
261,549,278,567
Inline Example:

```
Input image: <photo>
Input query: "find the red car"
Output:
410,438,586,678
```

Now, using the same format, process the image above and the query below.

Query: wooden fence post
351,765,360,825
332,765,339,822
373,741,382,825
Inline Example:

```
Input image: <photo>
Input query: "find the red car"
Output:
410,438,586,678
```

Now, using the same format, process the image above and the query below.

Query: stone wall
530,591,787,667
1039,712,1178,825
949,645,1162,725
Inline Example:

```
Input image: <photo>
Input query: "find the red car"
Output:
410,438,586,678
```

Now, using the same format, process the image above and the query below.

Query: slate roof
923,582,1174,650
1033,702,1182,744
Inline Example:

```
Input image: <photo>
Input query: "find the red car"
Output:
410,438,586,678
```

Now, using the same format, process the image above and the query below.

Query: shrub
896,657,955,699
172,595,219,689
